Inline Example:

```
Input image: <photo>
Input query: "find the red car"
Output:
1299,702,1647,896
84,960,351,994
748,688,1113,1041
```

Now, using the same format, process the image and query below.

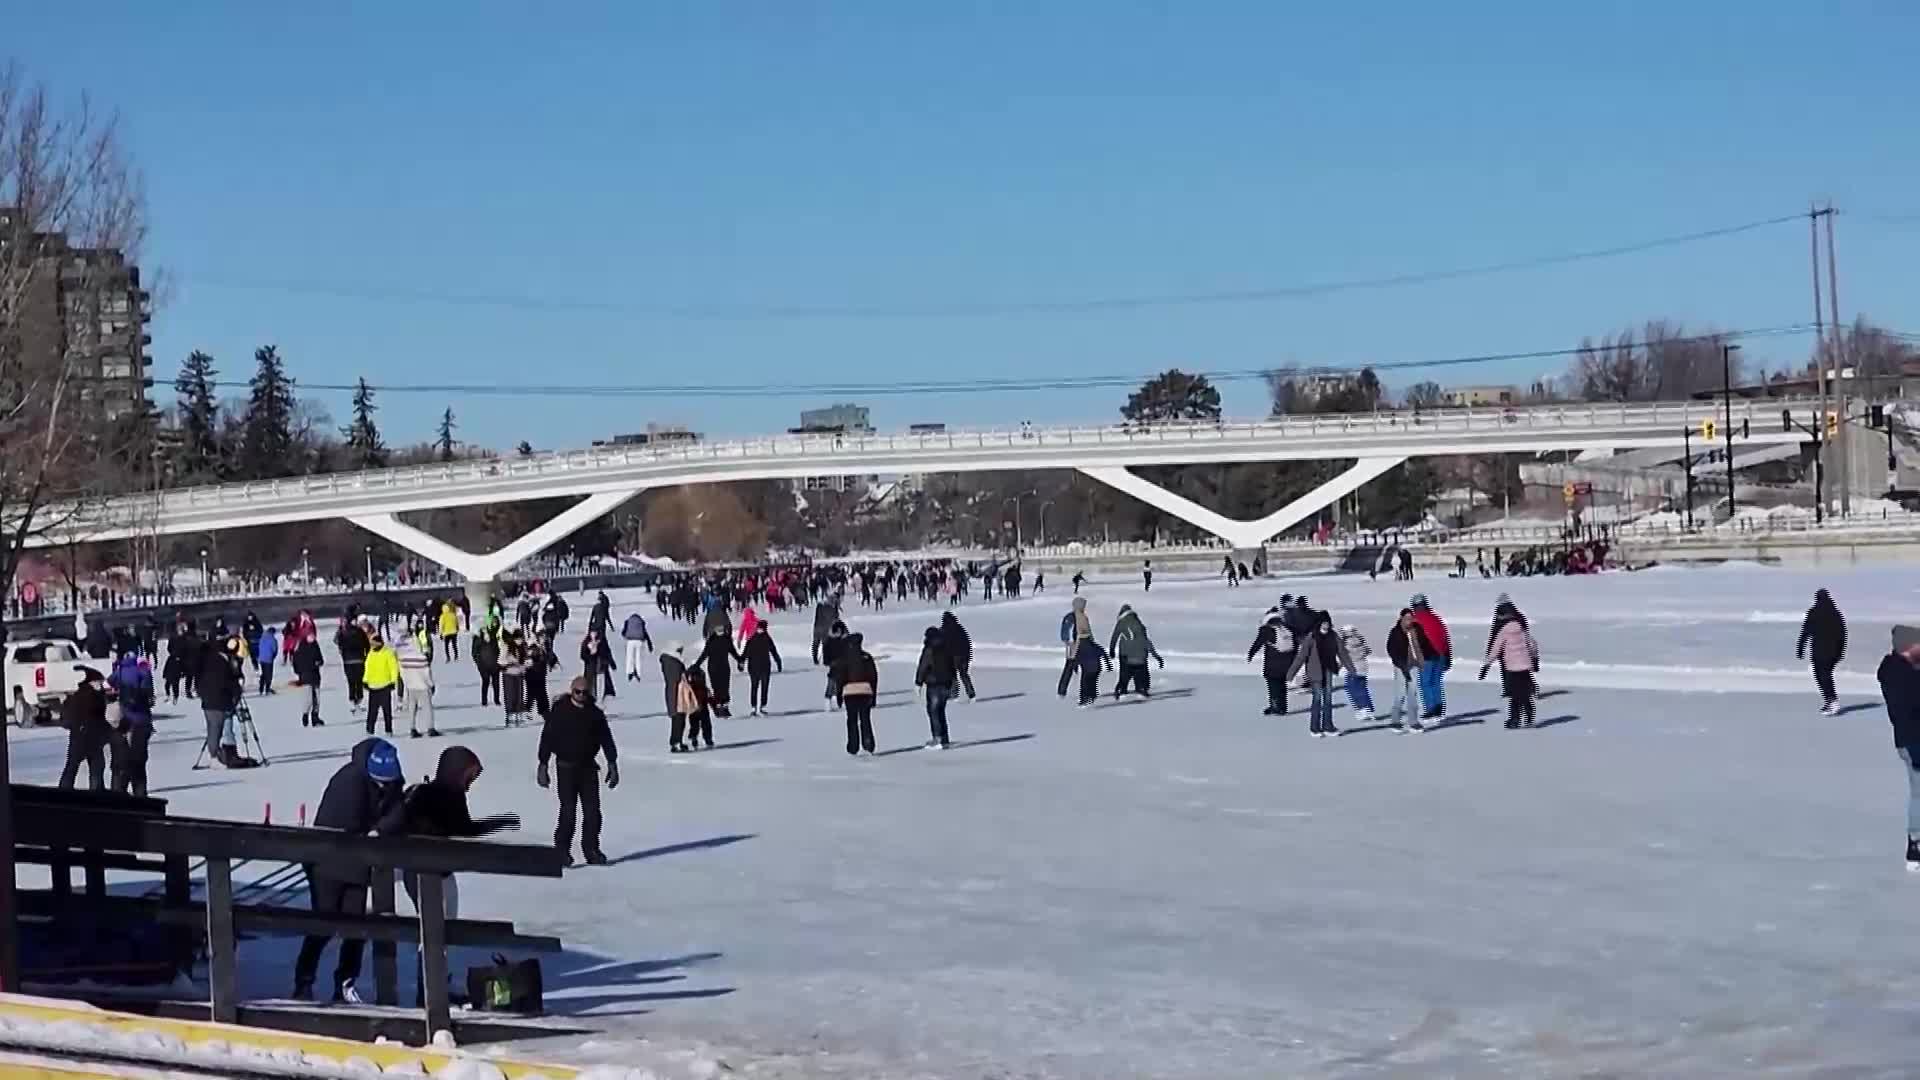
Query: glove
1157,655,1166,669
536,761,550,788
1477,665,1489,681
606,761,620,789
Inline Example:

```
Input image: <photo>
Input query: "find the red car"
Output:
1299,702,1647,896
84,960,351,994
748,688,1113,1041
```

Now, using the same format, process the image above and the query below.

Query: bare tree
0,62,147,608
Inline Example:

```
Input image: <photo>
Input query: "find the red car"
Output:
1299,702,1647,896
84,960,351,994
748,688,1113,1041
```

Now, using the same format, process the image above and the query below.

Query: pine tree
173,351,221,477
341,377,388,469
241,345,297,478
436,407,457,462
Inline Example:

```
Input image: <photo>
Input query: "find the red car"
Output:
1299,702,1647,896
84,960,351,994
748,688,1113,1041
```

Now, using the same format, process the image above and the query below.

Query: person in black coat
1798,588,1847,715
820,621,850,710
914,627,960,748
198,637,245,766
336,620,369,711
375,745,518,1005
940,611,976,701
525,633,556,719
834,633,879,755
57,670,113,790
694,627,742,719
292,634,325,727
578,630,616,702
537,676,620,867
293,737,404,1002
472,626,502,708
1876,625,1920,869
1247,607,1295,715
739,623,783,716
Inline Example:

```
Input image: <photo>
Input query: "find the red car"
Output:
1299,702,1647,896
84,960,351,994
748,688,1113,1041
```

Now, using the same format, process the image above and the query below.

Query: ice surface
16,564,1920,1078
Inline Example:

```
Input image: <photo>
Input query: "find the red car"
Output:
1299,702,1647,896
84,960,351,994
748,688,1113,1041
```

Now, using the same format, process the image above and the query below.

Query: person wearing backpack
1056,596,1094,699
1107,605,1165,699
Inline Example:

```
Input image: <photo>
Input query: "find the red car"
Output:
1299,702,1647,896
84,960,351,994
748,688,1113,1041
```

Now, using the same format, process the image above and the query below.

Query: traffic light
1826,411,1840,437
1701,419,1716,442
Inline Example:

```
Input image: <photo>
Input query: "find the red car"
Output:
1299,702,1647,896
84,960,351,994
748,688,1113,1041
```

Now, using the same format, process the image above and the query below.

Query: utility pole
1722,344,1740,519
1810,206,1828,521
1682,424,1695,530
1825,206,1848,515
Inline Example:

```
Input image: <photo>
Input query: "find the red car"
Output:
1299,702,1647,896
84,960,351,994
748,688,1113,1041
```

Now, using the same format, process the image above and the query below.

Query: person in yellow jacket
437,601,461,662
362,634,401,737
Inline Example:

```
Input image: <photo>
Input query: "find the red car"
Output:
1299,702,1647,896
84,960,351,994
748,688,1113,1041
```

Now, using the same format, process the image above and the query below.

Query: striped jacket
1338,628,1372,668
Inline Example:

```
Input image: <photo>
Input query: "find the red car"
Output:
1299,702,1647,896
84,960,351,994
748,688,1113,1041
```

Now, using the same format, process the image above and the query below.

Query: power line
184,212,1806,322
202,322,1826,401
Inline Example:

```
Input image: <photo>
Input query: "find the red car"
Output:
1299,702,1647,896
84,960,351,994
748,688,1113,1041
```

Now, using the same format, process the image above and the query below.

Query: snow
15,564,1920,1077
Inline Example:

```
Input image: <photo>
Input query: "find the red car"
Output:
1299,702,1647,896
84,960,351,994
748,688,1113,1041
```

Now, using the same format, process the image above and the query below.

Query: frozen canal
15,563,1920,1078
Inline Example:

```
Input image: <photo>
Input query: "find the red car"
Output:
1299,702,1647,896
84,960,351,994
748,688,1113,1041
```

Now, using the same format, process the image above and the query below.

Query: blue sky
8,3,1917,446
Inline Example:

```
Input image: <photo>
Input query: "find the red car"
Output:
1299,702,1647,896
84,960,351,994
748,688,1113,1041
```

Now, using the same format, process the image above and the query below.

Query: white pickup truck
4,639,91,726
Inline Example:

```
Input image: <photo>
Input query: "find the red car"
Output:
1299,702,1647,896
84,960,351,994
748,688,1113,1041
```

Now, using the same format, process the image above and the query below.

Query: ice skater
1338,624,1375,723
1875,625,1920,870
1798,588,1847,716
1248,606,1296,716
1108,604,1164,699
1481,600,1540,729
741,621,783,715
1287,613,1355,737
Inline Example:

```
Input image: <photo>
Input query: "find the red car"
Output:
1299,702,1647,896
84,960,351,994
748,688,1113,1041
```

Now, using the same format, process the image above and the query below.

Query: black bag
466,954,543,1014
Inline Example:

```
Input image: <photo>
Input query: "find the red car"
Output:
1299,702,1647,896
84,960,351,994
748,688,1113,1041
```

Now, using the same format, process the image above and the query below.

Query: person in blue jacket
254,626,280,696
110,653,156,797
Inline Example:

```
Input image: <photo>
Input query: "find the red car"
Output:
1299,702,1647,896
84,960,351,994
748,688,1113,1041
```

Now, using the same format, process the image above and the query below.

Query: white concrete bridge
26,397,1820,605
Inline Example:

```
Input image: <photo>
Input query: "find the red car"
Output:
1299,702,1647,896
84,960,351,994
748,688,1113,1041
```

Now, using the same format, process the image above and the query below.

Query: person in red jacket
1409,593,1451,720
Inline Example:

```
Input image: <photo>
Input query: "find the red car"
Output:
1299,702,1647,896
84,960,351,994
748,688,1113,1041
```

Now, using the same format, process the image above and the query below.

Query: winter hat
1410,593,1429,608
1894,625,1920,652
1494,592,1511,608
365,740,403,784
1118,604,1133,617
1265,606,1281,616
1339,624,1356,636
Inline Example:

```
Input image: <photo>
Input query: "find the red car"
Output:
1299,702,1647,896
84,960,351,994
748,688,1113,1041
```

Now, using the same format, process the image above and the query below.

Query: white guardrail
118,397,1817,514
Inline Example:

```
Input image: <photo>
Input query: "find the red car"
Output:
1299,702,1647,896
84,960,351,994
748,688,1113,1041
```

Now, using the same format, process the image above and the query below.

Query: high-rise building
0,207,154,420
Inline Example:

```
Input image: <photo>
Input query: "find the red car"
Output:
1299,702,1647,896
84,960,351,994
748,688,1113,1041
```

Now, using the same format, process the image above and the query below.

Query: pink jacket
1485,619,1538,673
738,608,760,645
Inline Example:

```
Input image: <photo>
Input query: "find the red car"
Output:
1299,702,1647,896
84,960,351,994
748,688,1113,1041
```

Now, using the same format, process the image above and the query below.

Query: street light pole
1722,344,1740,519
1038,500,1054,548
365,546,373,588
199,549,209,594
301,547,311,587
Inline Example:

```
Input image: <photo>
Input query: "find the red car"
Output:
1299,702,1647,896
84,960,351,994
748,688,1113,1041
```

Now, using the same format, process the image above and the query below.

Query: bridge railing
132,397,1821,515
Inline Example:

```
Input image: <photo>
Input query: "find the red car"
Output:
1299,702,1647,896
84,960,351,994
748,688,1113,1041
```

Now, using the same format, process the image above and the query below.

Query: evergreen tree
436,407,457,462
1121,369,1222,424
173,351,221,477
241,345,297,477
341,377,388,469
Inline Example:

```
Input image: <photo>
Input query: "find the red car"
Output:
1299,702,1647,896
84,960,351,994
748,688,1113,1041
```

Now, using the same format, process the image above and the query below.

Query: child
1338,625,1375,723
499,637,530,728
162,647,183,704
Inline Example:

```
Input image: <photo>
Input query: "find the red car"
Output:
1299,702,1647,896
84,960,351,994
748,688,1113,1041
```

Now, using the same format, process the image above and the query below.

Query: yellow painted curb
0,1061,125,1080
0,994,577,1079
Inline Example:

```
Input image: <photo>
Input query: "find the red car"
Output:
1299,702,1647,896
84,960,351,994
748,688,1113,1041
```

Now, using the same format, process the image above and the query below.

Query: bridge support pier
1078,458,1404,549
348,489,641,598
